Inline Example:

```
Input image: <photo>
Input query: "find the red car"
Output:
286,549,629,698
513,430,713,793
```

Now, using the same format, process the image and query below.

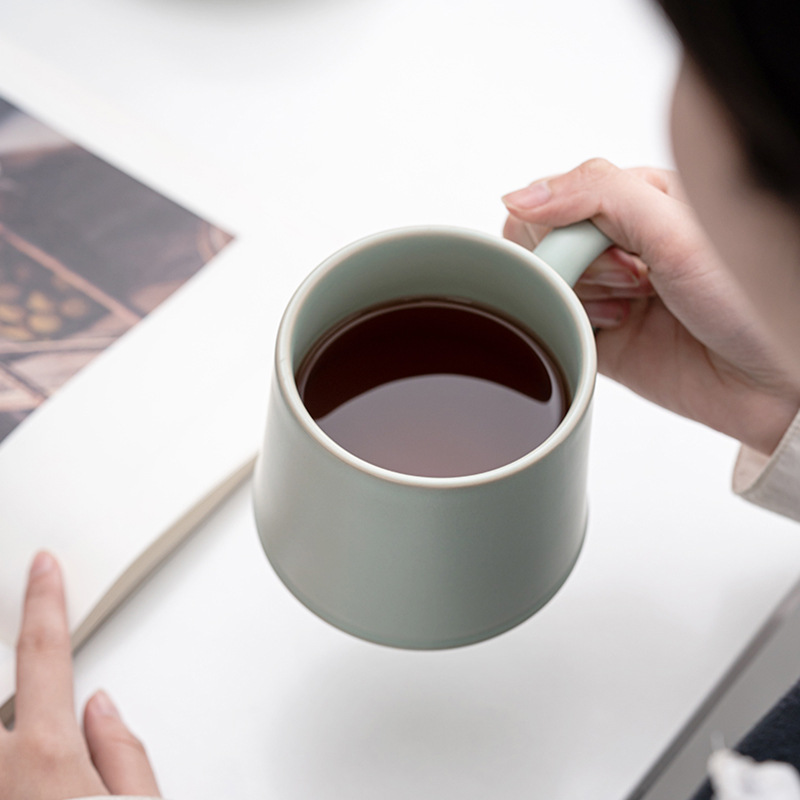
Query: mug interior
280,227,595,476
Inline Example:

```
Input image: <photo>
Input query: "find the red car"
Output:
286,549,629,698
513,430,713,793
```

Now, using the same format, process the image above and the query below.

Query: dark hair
656,0,800,207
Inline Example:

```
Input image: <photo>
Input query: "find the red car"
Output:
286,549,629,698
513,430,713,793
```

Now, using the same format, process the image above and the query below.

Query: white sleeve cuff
733,410,800,523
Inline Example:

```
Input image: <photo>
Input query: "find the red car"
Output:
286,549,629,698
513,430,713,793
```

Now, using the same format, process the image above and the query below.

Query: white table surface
4,1,800,799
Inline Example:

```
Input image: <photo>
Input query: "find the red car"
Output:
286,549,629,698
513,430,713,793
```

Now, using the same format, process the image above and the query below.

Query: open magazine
0,39,282,721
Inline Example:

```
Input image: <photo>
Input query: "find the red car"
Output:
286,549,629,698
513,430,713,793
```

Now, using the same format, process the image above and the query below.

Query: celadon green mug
253,222,611,649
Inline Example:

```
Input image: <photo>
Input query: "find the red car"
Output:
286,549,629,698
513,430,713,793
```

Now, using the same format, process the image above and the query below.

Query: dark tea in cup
295,296,569,478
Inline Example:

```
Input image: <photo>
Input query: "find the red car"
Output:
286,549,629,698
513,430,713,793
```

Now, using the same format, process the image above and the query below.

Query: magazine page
0,38,286,704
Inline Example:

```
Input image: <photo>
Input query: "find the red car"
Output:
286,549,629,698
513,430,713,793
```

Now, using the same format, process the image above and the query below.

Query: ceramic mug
253,222,610,649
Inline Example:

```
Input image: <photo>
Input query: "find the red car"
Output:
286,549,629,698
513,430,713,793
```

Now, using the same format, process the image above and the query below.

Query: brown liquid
296,297,569,478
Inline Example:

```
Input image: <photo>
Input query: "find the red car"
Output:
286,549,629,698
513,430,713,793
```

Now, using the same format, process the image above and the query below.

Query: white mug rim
275,225,597,488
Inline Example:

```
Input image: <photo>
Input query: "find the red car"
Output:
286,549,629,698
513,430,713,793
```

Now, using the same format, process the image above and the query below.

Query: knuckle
628,165,675,193
21,726,82,765
17,622,70,656
574,157,618,182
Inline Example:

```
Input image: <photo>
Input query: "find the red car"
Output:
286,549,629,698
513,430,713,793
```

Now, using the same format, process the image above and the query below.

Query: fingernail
591,313,625,328
612,248,640,269
581,268,640,288
29,551,55,578
91,690,121,719
584,301,627,328
502,181,552,210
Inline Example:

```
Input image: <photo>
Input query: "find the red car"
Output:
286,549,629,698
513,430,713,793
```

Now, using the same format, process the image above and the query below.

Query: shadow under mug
254,222,610,649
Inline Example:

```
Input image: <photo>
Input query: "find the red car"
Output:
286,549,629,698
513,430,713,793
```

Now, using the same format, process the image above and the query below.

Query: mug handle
532,221,612,287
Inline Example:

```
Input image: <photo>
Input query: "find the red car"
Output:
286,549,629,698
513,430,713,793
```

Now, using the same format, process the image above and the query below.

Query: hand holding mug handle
503,159,800,456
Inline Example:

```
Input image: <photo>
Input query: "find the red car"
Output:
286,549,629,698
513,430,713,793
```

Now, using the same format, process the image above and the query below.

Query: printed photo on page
0,97,234,444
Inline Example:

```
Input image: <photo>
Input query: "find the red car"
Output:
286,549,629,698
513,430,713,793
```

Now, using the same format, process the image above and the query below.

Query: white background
2,1,800,799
